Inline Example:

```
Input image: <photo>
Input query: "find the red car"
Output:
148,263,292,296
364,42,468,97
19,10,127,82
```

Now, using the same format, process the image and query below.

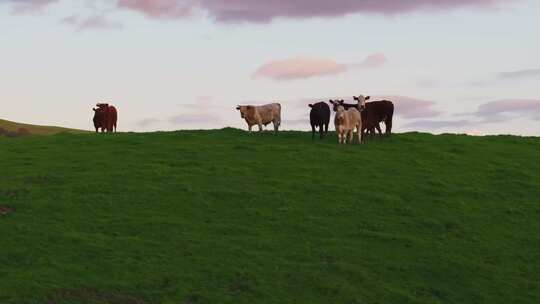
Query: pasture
0,119,87,136
0,129,539,303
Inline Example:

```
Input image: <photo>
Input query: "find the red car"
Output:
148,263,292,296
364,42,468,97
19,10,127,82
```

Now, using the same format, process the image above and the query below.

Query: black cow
309,102,331,139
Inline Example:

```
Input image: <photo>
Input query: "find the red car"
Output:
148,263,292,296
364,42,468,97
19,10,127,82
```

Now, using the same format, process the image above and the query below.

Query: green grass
0,129,539,304
0,119,87,136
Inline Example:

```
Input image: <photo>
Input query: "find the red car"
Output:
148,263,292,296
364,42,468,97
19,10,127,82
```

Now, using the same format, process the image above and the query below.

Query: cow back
310,102,330,125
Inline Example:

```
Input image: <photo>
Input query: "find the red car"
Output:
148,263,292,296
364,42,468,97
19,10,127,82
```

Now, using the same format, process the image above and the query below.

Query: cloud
498,69,540,80
169,113,222,124
136,118,161,127
253,56,346,81
112,0,515,23
61,15,122,31
372,95,442,119
404,119,474,129
5,0,516,25
116,0,194,19
5,0,58,14
253,53,386,81
406,99,540,131
474,99,540,122
356,53,387,68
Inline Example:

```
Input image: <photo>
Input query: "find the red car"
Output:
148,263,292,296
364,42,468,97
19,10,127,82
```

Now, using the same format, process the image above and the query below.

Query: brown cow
236,103,281,134
353,96,394,138
93,103,118,133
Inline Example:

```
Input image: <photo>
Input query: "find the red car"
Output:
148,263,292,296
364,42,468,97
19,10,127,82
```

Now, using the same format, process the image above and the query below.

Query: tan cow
236,103,281,134
334,105,362,144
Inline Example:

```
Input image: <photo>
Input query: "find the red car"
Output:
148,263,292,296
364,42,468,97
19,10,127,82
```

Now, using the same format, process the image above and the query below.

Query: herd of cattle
92,95,394,144
235,95,394,143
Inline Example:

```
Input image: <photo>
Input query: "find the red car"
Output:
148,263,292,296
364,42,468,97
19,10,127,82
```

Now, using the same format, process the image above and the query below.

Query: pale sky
1,0,539,135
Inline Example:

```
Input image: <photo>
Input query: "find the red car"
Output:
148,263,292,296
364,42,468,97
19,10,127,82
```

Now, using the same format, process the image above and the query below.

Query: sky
0,0,539,135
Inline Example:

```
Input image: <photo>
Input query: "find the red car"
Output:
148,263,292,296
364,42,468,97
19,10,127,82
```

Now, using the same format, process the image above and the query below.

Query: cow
334,104,362,144
236,103,281,135
353,96,394,138
92,107,106,133
93,103,118,133
309,102,330,139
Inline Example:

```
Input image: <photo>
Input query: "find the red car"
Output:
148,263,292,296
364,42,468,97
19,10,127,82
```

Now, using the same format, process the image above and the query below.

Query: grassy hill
0,129,539,304
0,118,87,136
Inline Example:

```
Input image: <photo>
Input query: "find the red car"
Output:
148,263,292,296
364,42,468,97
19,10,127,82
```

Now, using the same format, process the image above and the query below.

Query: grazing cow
93,103,118,133
334,105,362,144
309,102,330,139
353,96,394,138
236,103,281,134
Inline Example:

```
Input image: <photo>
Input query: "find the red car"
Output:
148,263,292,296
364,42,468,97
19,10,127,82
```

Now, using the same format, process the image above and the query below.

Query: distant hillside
0,118,87,136
0,129,539,303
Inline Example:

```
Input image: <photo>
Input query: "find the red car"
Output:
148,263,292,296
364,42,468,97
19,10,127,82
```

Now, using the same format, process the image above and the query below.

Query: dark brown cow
93,103,118,133
354,96,394,138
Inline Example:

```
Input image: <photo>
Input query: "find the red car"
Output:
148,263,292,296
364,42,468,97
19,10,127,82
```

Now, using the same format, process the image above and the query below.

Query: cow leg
376,123,383,137
385,116,393,136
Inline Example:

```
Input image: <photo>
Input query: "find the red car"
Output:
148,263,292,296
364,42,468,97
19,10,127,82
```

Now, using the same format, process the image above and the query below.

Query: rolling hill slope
0,129,539,304
0,118,87,136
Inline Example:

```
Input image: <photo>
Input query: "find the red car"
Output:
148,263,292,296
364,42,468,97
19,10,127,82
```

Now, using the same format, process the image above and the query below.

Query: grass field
0,129,539,304
0,119,87,136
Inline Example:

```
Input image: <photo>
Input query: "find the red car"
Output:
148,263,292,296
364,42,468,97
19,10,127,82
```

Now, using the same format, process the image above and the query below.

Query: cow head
329,100,338,112
334,105,346,124
92,107,106,131
353,95,367,111
236,105,254,119
96,103,109,109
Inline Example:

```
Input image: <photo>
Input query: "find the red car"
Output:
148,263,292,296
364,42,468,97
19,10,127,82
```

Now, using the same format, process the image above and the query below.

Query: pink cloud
116,0,194,19
112,0,515,23
7,0,58,14
253,56,346,80
358,53,387,68
61,15,122,31
371,95,442,119
253,53,387,81
475,99,540,122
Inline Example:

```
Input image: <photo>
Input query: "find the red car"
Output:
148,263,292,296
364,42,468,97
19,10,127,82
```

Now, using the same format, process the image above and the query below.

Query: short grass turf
0,119,87,136
0,129,539,304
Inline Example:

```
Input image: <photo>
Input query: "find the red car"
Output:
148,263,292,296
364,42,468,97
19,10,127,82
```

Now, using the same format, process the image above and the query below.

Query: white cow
236,103,281,134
